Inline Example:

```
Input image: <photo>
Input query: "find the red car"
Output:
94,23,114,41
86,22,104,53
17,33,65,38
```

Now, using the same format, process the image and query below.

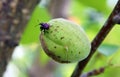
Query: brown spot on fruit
57,26,59,28
57,56,61,58
54,29,57,31
50,31,53,33
60,37,64,40
61,60,71,63
54,46,56,48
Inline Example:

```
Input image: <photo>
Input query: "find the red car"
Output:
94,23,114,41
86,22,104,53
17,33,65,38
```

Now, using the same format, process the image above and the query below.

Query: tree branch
71,0,120,77
0,0,39,76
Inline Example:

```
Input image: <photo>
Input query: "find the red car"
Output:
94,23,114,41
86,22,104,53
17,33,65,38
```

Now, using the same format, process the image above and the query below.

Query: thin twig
71,0,120,77
81,67,105,77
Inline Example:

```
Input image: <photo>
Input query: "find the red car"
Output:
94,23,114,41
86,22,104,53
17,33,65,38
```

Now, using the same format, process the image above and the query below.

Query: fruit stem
71,0,120,77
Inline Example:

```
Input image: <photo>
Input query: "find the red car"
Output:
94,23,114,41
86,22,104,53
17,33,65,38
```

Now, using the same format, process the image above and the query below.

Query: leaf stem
71,0,120,77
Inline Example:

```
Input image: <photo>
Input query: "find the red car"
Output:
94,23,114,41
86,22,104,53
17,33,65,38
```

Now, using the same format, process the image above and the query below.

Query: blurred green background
3,0,120,77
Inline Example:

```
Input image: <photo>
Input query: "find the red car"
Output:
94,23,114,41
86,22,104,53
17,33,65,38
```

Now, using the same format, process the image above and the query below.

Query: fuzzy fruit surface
40,18,91,63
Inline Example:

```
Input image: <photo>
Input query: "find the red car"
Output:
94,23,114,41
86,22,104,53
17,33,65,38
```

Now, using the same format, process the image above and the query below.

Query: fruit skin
40,18,91,63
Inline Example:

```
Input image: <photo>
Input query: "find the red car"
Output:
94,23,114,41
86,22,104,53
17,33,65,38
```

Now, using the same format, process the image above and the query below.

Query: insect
39,23,50,32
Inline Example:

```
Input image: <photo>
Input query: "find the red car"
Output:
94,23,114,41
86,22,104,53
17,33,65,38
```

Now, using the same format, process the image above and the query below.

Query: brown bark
0,0,39,76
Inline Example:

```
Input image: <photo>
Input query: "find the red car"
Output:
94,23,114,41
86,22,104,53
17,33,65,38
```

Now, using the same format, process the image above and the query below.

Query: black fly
39,23,50,32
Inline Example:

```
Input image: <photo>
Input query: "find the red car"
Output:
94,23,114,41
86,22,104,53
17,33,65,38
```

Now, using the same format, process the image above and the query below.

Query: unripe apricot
40,18,91,63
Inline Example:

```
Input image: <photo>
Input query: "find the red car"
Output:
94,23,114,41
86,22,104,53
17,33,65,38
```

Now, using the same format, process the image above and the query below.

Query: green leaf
20,6,51,44
76,0,111,14
98,44,119,56
96,50,120,77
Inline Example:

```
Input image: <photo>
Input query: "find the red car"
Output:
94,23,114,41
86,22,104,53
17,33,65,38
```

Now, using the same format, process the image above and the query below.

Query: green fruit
40,18,91,63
